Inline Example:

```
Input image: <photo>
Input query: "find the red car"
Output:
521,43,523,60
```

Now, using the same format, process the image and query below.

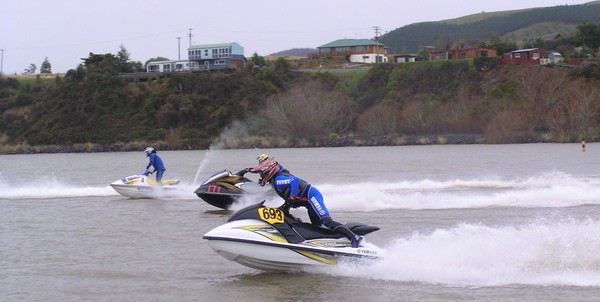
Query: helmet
252,159,279,186
144,146,155,157
257,153,270,163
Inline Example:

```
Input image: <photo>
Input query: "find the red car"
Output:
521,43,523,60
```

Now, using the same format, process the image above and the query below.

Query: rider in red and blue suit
242,154,362,248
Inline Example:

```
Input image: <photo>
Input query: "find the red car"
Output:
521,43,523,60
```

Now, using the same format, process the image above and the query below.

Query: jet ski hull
110,175,182,199
195,170,272,209
194,184,242,209
203,219,385,272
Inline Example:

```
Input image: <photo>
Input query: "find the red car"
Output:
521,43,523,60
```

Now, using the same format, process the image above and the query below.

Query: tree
23,63,37,75
82,53,120,75
249,53,266,68
146,57,170,64
575,23,600,54
116,44,133,73
116,44,130,62
259,80,356,138
356,101,403,135
40,57,52,74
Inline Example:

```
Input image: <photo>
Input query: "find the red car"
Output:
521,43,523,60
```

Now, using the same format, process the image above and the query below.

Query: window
532,52,539,60
355,46,365,53
215,60,226,65
214,47,231,58
514,53,521,59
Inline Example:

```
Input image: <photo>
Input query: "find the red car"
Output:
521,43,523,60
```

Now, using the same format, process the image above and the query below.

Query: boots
351,234,362,248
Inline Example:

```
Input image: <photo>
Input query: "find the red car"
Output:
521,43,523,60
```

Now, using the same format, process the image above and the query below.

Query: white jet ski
203,201,386,272
110,174,182,199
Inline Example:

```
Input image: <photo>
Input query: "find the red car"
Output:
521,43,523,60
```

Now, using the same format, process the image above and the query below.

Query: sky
0,0,594,74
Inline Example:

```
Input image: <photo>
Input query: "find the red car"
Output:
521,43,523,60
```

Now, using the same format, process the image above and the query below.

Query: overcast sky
0,0,593,74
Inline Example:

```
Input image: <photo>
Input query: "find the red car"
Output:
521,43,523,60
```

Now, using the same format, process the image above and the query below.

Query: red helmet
250,159,280,186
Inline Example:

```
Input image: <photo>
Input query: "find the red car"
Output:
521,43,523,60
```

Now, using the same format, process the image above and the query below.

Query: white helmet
144,146,155,157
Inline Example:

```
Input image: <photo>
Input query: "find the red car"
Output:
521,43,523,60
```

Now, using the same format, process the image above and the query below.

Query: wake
324,217,600,287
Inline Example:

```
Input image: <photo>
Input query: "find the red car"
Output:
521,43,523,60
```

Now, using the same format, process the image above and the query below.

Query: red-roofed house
501,48,549,65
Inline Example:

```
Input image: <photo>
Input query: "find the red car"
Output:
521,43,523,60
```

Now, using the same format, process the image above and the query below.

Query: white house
349,53,388,64
146,60,198,72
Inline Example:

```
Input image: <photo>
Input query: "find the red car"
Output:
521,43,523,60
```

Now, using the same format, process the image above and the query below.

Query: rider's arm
235,168,250,176
288,175,300,198
146,154,155,170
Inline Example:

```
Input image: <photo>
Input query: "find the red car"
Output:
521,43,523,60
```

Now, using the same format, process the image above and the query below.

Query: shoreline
0,134,567,154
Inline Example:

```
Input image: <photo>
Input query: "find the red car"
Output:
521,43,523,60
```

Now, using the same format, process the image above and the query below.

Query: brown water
2,144,600,301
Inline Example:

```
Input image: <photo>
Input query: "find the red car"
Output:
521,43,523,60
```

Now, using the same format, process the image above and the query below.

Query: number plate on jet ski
258,208,284,224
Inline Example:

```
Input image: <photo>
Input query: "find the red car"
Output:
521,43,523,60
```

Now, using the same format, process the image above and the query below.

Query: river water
2,144,600,301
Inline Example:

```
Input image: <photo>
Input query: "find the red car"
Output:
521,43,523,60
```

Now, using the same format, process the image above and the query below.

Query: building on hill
429,47,497,61
146,42,245,72
317,39,388,63
393,54,419,63
188,42,245,70
147,60,195,72
501,48,549,65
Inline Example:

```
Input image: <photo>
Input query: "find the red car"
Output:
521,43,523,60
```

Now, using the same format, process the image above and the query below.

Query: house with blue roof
147,42,245,72
188,42,245,70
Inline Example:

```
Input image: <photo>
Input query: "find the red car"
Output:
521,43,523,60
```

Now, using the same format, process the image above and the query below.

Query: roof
511,48,541,53
318,39,387,49
189,42,240,49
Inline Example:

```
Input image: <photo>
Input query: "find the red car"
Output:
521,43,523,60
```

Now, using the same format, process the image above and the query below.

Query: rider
236,153,272,176
144,146,166,183
245,155,362,248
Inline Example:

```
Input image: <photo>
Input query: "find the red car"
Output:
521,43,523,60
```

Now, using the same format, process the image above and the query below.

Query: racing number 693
258,207,284,224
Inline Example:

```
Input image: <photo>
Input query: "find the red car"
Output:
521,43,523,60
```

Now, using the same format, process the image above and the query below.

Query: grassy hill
269,48,317,57
380,1,600,53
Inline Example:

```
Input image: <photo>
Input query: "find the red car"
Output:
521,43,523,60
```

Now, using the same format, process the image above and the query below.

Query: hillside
380,1,600,54
270,48,318,57
2,58,600,153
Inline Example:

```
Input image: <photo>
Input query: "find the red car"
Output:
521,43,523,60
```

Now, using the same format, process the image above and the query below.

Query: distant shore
0,134,493,154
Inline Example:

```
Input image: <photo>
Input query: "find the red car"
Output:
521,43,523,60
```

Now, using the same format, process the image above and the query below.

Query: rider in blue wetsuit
245,155,362,248
144,146,166,183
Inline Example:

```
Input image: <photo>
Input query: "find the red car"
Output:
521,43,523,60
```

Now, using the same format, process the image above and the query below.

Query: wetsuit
270,169,361,246
146,152,166,183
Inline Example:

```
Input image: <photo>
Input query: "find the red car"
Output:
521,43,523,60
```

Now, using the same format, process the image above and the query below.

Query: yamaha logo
357,249,377,255
310,196,326,215
276,179,291,185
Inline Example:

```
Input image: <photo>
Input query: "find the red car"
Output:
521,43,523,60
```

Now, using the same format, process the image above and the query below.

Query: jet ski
110,173,182,199
203,201,386,272
194,169,272,209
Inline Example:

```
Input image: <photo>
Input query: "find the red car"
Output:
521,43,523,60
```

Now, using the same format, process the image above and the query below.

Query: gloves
278,203,290,214
286,196,302,208
235,167,250,176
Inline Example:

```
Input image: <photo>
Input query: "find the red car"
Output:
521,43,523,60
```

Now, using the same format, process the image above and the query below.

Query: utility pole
0,49,4,76
373,26,381,63
177,37,181,60
188,28,193,47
